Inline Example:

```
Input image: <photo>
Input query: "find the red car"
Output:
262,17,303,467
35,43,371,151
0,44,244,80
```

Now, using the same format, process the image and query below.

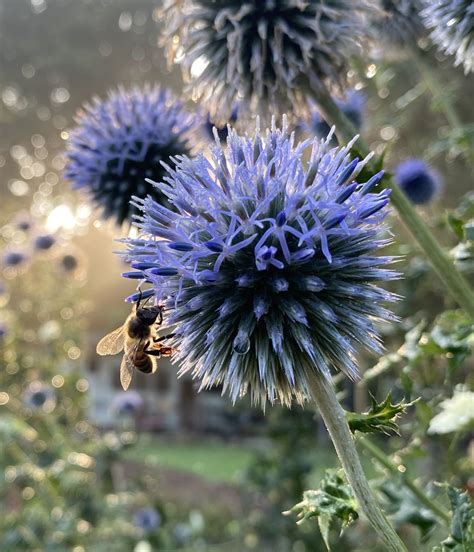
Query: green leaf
380,480,438,541
346,394,416,435
447,214,466,241
284,470,358,551
433,485,473,551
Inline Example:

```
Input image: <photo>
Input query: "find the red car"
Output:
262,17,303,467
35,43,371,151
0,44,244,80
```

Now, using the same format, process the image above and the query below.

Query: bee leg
143,348,163,358
153,333,175,343
136,288,143,310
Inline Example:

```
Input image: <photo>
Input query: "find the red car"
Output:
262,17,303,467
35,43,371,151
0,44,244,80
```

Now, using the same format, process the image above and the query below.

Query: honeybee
96,293,174,390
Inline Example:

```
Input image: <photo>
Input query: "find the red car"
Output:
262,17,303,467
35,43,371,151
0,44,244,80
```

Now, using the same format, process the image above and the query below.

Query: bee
96,292,174,390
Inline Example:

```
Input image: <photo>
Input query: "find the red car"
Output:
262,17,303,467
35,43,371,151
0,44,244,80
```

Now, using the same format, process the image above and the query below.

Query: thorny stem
309,374,408,552
358,436,451,525
413,53,463,134
312,83,474,319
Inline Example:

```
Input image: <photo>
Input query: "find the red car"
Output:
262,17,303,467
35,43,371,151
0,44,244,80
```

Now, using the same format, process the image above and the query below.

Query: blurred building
85,333,251,436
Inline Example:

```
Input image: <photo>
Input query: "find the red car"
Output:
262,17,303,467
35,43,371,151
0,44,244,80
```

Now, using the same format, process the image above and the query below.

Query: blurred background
0,1,473,551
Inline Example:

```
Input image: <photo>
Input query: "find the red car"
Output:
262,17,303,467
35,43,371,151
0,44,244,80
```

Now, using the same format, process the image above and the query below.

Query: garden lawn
123,435,255,483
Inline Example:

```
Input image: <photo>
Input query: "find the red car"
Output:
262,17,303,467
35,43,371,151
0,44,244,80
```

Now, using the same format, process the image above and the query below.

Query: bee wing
96,325,126,356
120,354,134,391
150,355,158,375
120,338,147,390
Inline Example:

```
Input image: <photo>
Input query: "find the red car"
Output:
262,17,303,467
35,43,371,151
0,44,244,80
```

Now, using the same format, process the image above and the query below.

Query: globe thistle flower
133,508,161,533
394,159,443,205
65,85,200,226
422,0,474,74
111,390,144,415
205,106,239,143
373,0,425,50
12,210,33,232
162,0,375,120
0,322,8,341
122,120,398,407
2,250,28,267
34,234,56,251
23,383,56,412
305,89,366,141
60,253,78,272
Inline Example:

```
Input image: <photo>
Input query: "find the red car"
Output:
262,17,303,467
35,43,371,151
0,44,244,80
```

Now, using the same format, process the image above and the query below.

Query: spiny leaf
346,393,416,435
433,485,473,552
380,480,438,541
283,470,358,550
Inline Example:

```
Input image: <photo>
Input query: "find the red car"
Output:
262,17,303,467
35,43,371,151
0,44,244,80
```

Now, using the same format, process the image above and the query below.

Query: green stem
309,374,408,552
414,54,463,133
313,84,474,319
358,436,450,525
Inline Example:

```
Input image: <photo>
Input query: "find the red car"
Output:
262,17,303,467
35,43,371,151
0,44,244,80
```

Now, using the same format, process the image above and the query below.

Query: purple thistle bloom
422,0,474,74
134,508,161,533
394,159,443,205
60,254,78,272
65,85,200,226
161,0,375,120
23,383,56,411
205,106,239,143
373,0,425,50
306,90,366,141
122,120,398,407
111,390,144,415
13,211,34,232
3,250,28,267
34,234,56,251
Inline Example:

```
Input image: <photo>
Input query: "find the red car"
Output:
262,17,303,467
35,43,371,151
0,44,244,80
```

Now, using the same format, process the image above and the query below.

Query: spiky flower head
134,508,161,533
2,250,28,268
205,106,239,143
394,159,443,205
60,253,79,272
111,390,144,415
162,0,375,120
34,234,56,251
306,89,366,141
122,121,397,407
373,0,424,50
65,85,200,226
23,383,56,412
422,0,474,74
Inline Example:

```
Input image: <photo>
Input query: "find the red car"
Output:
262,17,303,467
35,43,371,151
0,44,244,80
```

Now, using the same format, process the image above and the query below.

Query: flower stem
413,53,463,133
312,84,474,319
357,436,450,525
309,374,408,552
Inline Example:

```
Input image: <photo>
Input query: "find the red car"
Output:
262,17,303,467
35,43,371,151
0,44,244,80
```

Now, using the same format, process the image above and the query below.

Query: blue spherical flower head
373,0,425,51
34,234,56,251
307,89,366,141
0,323,8,341
394,159,443,205
3,250,28,267
422,0,474,74
111,390,144,415
23,383,56,411
134,508,161,533
205,106,239,143
65,85,200,226
60,254,78,272
123,120,398,407
162,0,375,120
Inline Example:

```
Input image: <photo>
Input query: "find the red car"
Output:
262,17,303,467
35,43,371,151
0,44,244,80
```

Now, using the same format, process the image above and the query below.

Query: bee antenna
136,288,143,309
